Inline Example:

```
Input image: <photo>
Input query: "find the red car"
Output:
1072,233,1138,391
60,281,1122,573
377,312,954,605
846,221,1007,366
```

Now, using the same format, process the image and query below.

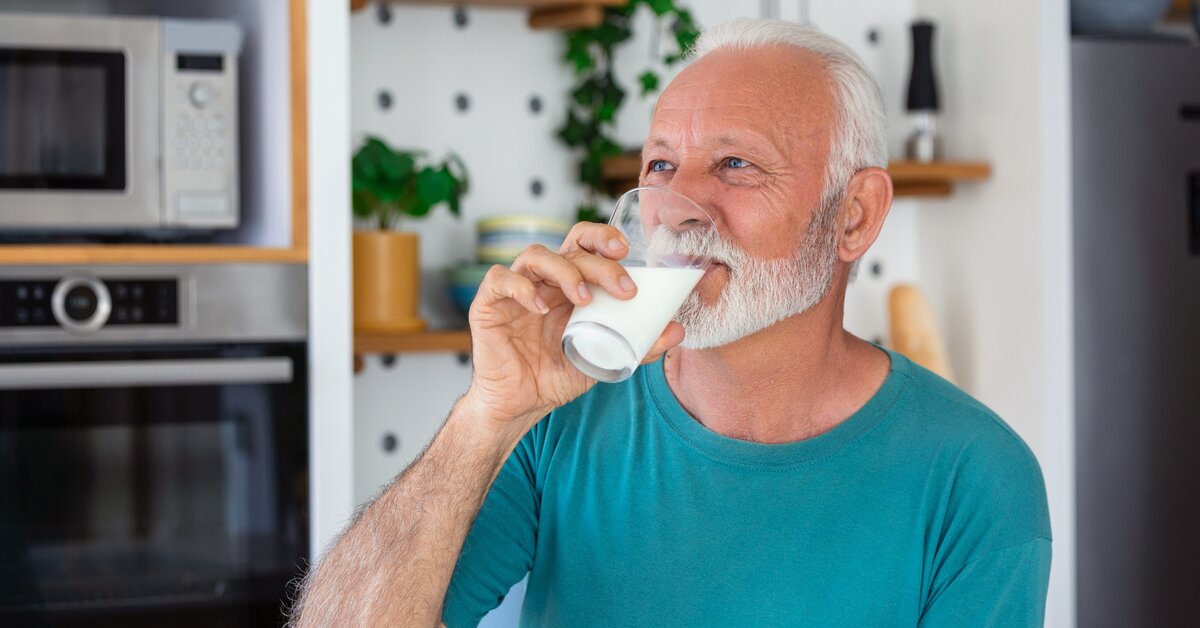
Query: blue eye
725,157,748,169
649,160,674,172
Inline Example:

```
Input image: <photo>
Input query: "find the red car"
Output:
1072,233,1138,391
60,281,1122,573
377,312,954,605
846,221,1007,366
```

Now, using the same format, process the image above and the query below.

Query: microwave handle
0,357,293,390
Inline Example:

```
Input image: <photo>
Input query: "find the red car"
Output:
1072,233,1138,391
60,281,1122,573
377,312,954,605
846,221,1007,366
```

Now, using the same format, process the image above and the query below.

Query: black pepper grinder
905,20,942,162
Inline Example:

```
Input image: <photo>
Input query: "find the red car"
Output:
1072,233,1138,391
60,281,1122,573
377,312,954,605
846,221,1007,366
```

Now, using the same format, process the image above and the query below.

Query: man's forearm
290,397,531,627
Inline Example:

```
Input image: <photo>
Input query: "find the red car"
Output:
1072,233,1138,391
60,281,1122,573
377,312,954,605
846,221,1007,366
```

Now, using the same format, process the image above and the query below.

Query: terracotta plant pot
353,230,426,333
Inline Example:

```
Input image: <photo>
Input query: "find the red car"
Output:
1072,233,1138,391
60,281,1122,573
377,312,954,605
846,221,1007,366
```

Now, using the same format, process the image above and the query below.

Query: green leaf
446,152,470,197
566,49,594,74
571,78,601,108
594,20,631,47
596,103,617,123
576,204,608,224
378,150,414,182
351,147,379,181
564,31,596,73
672,10,701,58
351,171,371,193
602,78,626,110
579,153,606,189
638,71,660,96
415,167,454,216
557,110,592,147
373,178,409,204
592,135,624,158
352,189,376,219
394,188,419,217
647,0,673,16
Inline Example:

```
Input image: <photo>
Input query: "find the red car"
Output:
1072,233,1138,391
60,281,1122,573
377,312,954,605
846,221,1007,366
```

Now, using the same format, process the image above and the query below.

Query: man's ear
837,166,893,265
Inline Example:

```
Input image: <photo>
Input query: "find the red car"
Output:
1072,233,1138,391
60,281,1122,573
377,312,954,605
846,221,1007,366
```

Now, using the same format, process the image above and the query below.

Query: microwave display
0,49,126,190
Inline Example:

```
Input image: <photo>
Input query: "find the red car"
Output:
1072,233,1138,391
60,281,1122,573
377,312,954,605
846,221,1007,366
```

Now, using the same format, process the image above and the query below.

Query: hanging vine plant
557,0,701,223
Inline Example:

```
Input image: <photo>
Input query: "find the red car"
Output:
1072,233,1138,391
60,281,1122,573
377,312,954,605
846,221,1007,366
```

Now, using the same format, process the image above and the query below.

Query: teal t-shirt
443,349,1052,627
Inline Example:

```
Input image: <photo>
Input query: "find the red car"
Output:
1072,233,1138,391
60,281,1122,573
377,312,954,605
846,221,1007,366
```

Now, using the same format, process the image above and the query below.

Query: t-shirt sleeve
917,537,1051,627
915,391,1054,628
441,427,541,628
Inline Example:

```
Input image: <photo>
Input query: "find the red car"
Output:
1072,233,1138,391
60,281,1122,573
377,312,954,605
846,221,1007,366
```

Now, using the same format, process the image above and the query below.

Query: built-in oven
0,264,307,627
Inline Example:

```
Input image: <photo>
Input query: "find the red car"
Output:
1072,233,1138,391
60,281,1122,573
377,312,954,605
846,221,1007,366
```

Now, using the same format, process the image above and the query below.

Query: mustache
645,225,738,269
646,225,718,256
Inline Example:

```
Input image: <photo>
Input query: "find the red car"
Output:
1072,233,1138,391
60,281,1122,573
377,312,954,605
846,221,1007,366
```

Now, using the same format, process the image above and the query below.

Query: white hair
688,18,889,209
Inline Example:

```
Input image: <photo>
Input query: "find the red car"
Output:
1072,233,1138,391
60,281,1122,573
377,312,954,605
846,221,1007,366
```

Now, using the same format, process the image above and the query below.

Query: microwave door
0,49,126,191
0,15,161,231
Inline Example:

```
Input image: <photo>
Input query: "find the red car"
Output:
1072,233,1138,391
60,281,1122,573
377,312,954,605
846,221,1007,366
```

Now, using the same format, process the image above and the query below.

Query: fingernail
535,296,549,314
577,282,591,300
608,238,625,251
619,274,635,293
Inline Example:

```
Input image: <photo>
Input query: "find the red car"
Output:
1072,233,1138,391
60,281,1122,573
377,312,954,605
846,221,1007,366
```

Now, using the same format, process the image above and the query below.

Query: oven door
0,14,161,230
0,342,308,628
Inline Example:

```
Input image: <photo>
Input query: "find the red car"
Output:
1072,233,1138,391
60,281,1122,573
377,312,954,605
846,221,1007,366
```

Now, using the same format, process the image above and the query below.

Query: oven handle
0,357,294,389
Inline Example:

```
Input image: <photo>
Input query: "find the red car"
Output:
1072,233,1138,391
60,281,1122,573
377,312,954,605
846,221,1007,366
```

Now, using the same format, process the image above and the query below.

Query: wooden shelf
350,0,625,30
0,245,308,265
601,154,992,199
888,160,991,198
355,329,472,354
354,329,472,373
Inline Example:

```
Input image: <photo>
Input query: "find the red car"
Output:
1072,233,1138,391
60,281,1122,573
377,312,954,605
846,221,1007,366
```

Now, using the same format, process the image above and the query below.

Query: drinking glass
561,186,714,383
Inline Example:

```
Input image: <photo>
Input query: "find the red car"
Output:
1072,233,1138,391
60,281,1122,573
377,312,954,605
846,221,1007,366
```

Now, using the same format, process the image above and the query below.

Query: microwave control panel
160,19,241,229
0,277,178,332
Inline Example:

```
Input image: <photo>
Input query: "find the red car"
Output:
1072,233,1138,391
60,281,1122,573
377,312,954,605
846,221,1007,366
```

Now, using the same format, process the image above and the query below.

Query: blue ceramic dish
447,264,492,316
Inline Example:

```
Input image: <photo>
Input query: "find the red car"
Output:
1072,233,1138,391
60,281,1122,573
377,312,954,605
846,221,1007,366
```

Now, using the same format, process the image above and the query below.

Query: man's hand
464,220,686,441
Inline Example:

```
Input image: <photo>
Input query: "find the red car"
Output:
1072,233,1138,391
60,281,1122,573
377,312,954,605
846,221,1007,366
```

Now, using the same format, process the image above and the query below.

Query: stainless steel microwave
0,13,242,232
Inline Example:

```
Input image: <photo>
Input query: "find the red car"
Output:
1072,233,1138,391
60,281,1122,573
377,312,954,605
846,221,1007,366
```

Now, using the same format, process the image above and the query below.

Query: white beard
657,203,840,350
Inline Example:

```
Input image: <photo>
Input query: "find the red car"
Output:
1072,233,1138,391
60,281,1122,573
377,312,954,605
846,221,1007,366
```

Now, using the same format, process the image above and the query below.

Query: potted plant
351,135,469,333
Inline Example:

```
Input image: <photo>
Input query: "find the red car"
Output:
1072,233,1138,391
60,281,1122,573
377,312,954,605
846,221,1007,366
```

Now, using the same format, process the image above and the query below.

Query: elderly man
293,17,1051,627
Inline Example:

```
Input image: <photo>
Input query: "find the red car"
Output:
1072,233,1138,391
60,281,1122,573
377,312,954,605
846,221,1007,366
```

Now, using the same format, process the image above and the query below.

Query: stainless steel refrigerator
1073,37,1200,627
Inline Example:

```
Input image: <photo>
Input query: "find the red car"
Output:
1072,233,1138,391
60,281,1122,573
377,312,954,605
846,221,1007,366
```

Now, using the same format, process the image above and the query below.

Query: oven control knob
189,82,215,108
51,274,112,334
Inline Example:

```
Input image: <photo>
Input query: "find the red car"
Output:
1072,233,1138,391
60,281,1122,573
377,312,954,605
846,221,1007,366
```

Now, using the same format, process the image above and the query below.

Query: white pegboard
352,2,922,623
350,0,925,492
351,4,581,326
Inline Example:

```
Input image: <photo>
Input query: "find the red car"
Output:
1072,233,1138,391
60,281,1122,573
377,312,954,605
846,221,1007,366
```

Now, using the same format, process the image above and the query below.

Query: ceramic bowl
446,263,492,315
476,215,570,264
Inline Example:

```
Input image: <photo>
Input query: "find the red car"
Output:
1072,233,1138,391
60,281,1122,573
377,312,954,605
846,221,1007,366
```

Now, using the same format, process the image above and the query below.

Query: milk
562,266,704,382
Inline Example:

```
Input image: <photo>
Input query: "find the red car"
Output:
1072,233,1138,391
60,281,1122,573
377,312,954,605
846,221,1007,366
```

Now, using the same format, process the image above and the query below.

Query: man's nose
638,186,712,237
663,170,720,233
655,192,712,233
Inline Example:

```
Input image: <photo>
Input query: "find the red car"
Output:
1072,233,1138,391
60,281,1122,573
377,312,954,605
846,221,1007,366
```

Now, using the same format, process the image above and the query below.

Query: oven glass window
0,49,126,190
0,345,308,626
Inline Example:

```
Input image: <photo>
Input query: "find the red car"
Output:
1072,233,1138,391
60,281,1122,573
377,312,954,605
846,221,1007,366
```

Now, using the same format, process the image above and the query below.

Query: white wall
306,0,355,558
913,0,1075,626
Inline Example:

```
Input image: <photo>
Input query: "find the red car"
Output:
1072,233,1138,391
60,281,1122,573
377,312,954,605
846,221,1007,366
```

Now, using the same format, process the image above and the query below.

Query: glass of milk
561,186,714,383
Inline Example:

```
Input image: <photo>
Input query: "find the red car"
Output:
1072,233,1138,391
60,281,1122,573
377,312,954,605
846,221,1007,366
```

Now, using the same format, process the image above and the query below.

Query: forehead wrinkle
648,46,836,169
649,106,789,162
